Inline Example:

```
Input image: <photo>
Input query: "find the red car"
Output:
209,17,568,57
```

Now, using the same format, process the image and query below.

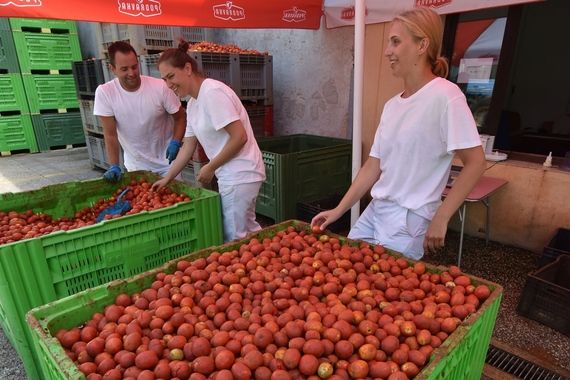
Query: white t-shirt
93,76,181,174
185,78,266,186
370,77,481,219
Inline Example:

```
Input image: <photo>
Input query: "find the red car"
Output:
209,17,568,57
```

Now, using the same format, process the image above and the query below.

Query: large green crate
0,171,222,380
13,32,81,73
0,18,10,31
0,29,19,73
255,134,352,221
9,18,78,34
0,113,38,153
31,111,85,151
25,220,502,380
22,74,79,113
0,73,28,113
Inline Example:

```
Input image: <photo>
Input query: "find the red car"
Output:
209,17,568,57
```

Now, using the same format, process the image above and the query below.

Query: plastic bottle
543,152,553,168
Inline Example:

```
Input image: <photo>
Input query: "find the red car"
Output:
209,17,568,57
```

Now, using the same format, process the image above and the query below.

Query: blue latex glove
103,164,122,183
166,140,181,164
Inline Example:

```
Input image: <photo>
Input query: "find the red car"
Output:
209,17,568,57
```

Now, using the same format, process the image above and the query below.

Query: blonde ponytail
432,56,449,78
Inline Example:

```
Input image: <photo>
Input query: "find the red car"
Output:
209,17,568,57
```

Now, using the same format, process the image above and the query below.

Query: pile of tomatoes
0,179,190,246
189,41,267,56
57,226,493,380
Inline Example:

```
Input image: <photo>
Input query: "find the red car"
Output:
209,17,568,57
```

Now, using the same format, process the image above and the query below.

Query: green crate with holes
9,18,78,34
255,134,352,222
31,111,85,151
0,73,28,113
25,220,502,380
0,29,20,73
0,171,222,379
13,32,81,73
0,113,38,153
21,74,79,113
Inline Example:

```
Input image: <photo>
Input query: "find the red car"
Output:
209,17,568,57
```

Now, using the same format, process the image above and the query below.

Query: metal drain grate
486,345,570,380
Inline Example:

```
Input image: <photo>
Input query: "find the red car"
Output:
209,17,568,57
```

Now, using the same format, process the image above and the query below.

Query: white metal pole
351,0,365,226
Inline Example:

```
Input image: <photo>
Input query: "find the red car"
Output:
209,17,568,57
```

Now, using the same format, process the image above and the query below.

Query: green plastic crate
25,220,502,380
21,74,79,113
0,29,19,73
0,171,222,380
0,73,29,113
9,18,78,34
255,134,352,221
0,113,38,153
13,32,81,73
31,111,85,151
0,18,10,31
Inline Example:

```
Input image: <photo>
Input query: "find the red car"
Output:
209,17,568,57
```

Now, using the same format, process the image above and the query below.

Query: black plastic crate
297,194,350,234
245,103,273,137
538,228,570,267
517,255,570,336
72,59,106,97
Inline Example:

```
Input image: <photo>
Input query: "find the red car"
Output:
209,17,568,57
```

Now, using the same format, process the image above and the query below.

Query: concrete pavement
0,147,102,194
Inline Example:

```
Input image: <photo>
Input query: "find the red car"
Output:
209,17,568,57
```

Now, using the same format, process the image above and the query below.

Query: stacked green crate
10,18,84,151
0,19,38,155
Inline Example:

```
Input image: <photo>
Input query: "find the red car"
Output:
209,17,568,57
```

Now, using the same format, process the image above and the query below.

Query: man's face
111,51,141,91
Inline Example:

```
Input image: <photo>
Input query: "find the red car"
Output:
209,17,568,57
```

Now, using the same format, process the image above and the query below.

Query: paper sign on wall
458,57,493,83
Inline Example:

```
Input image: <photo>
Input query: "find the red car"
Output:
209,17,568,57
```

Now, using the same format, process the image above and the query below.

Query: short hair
108,41,138,67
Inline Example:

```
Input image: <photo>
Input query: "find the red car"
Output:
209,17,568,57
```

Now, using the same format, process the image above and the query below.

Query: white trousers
348,199,430,260
219,181,263,242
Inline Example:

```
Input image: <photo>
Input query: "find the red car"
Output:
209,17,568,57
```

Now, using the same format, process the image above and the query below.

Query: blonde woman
312,7,486,259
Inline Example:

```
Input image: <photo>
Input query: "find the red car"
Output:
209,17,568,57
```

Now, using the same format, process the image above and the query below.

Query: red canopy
0,0,324,29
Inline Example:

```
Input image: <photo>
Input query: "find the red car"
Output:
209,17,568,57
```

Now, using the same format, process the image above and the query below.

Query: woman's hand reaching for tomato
151,178,170,192
311,208,343,232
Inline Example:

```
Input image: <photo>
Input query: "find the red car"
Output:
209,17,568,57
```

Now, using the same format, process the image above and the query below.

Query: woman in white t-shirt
152,41,266,242
312,7,486,260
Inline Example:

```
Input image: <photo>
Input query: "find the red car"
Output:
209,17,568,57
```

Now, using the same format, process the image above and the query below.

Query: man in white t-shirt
93,41,185,181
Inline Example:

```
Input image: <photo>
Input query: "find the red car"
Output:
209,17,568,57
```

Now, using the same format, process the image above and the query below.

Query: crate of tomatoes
0,171,222,380
189,42,273,106
27,220,502,380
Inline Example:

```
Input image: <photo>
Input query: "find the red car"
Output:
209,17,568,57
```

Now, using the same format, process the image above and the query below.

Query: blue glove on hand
103,164,122,183
166,140,181,164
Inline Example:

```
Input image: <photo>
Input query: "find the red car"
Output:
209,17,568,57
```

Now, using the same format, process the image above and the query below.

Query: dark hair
108,41,138,67
394,7,449,78
158,39,200,75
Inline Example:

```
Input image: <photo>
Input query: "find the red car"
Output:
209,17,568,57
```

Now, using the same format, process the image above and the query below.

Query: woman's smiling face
384,20,423,78
159,61,191,97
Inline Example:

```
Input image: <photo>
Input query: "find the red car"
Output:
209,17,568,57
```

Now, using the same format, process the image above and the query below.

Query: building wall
451,161,570,253
216,23,354,139
77,22,101,59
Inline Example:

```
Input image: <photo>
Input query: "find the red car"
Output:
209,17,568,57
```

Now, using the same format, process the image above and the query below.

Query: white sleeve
184,105,195,138
202,87,240,131
93,85,113,117
369,122,382,159
444,95,481,153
